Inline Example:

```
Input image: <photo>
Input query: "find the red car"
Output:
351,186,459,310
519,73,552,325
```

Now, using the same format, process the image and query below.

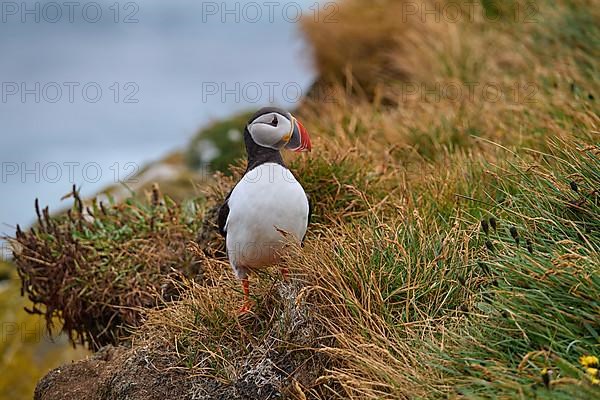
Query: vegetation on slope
186,112,253,174
11,186,203,349
11,0,600,398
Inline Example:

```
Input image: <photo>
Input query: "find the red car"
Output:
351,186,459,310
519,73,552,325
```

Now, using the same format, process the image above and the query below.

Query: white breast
225,163,309,277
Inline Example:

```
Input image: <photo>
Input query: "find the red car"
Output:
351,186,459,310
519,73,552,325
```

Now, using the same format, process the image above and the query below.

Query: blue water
0,0,317,251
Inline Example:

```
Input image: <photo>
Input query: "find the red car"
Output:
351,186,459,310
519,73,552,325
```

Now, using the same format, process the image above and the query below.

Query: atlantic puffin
217,107,312,312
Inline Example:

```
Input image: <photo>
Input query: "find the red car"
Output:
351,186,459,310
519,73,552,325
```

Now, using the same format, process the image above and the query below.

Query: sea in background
0,0,317,249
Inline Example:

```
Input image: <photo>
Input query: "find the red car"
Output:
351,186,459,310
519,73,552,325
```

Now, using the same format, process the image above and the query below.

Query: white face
247,112,293,150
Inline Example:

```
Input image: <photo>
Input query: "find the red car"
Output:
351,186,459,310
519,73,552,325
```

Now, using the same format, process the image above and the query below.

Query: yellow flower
541,368,552,388
591,377,600,386
586,368,599,377
579,355,599,368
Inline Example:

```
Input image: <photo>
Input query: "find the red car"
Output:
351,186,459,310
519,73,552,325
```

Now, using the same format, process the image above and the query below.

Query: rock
34,346,192,400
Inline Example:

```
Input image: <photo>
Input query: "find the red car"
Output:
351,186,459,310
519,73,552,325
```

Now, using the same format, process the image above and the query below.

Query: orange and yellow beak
285,116,312,152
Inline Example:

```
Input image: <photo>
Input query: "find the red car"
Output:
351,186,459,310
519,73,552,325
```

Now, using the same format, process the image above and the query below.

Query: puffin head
246,107,312,152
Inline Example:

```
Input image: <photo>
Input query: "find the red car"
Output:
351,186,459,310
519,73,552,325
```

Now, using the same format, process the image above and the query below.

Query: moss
186,112,253,174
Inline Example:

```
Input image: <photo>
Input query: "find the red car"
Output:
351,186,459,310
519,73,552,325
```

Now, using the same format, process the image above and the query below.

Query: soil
34,346,193,400
34,343,329,400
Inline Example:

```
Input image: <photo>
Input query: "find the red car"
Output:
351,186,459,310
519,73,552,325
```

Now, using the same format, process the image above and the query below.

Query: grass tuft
10,185,202,350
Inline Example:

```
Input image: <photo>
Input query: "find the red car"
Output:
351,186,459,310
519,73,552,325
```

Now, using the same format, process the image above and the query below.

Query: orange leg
239,278,251,314
280,267,289,280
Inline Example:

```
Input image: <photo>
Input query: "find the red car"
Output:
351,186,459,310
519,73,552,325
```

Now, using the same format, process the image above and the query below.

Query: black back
217,193,230,237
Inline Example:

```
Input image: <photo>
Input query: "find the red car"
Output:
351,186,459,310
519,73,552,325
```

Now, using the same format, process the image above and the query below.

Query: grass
9,0,600,398
11,185,203,350
439,143,599,398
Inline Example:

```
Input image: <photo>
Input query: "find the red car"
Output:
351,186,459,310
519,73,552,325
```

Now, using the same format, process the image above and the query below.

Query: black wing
307,193,313,226
217,192,231,237
302,193,312,244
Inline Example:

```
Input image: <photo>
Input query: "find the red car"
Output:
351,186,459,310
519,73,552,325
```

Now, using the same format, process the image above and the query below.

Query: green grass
440,144,600,398
186,112,253,174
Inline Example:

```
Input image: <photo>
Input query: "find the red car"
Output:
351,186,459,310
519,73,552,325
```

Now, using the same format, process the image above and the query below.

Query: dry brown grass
302,0,597,150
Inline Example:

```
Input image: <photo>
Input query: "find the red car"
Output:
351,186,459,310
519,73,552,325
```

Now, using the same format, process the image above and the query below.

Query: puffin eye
270,115,278,127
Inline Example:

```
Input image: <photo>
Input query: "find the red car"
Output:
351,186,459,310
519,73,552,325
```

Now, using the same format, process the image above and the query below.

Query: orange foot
238,278,252,314
281,267,289,280
238,301,252,314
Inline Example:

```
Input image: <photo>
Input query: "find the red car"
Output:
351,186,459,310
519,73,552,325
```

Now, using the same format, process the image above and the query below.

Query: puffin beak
286,116,312,152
